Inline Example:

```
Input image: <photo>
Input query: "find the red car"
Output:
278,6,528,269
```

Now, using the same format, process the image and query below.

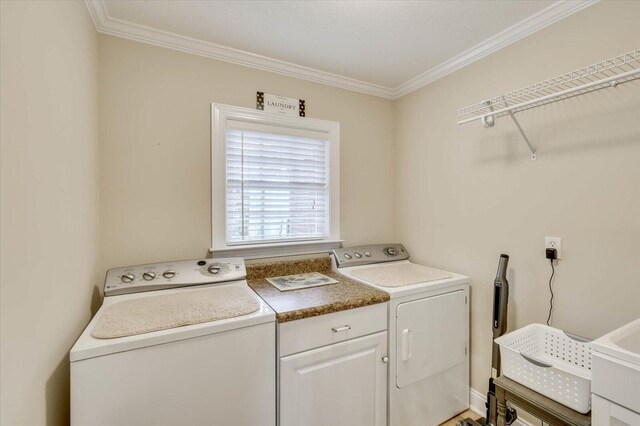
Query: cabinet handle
331,325,351,332
382,356,389,363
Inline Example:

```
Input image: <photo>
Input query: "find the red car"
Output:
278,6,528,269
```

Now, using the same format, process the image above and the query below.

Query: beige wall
395,0,640,397
98,35,396,271
0,2,100,425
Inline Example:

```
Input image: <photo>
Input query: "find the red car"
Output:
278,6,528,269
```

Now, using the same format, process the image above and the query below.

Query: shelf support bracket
502,97,536,160
507,111,536,160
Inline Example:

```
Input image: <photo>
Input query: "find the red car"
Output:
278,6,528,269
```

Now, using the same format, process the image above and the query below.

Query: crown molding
85,0,597,101
393,0,599,98
83,0,396,99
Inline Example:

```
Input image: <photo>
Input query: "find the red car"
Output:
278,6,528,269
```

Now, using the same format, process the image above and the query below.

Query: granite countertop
247,256,389,323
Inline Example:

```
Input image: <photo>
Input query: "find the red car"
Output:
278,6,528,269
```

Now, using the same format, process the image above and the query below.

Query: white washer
333,244,470,426
70,258,275,426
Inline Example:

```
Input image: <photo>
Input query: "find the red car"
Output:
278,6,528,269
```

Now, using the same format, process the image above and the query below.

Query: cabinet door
280,331,387,426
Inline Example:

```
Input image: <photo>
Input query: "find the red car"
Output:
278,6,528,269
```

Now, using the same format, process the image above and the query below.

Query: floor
439,409,481,426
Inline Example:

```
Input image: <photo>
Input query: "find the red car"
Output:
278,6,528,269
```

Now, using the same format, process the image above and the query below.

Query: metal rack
457,49,640,160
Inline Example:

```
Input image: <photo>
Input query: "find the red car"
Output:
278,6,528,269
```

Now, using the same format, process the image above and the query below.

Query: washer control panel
332,244,409,268
104,257,246,296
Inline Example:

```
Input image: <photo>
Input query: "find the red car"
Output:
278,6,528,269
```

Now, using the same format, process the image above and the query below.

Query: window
211,104,340,257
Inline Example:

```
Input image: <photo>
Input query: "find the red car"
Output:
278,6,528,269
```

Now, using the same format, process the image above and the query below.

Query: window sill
209,239,343,260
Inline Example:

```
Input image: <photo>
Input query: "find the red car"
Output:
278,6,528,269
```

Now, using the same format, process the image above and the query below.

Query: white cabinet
280,331,387,426
278,304,388,426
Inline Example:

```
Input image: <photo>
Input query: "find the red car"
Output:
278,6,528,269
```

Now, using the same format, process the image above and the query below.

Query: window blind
225,127,330,244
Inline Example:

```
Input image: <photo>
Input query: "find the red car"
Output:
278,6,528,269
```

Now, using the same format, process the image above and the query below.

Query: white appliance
70,258,276,426
592,317,640,425
333,244,470,426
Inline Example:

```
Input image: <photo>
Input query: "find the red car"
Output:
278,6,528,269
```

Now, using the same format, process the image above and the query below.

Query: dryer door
396,290,467,388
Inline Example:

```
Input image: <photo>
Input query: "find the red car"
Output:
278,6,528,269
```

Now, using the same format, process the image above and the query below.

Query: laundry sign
257,92,306,117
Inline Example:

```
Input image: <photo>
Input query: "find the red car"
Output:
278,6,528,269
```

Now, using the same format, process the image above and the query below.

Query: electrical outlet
545,237,562,259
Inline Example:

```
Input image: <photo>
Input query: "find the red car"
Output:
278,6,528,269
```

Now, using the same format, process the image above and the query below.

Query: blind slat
227,215,326,220
227,209,327,214
227,149,326,163
227,181,327,190
227,221,326,228
227,137,326,153
227,169,326,177
227,155,326,169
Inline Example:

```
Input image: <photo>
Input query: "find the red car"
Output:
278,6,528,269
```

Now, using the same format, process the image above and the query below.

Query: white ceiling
89,0,596,98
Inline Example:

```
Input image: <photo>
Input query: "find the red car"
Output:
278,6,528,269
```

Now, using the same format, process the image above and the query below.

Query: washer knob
142,272,156,281
385,247,397,256
121,273,135,283
344,253,352,259
364,251,372,257
163,270,176,279
354,252,362,258
208,265,221,274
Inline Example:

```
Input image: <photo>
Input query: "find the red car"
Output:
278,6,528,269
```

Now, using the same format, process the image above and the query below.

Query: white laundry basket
494,323,593,413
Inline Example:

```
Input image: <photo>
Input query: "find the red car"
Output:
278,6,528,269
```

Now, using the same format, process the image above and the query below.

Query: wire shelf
458,49,640,121
457,49,640,160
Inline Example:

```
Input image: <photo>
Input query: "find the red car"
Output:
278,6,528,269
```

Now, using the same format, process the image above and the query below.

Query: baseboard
469,388,534,426
469,388,487,417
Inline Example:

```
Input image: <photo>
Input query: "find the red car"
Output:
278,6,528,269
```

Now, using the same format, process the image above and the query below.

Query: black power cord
545,248,557,326
546,260,555,326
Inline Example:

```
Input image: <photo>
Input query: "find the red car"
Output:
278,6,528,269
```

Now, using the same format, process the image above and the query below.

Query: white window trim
210,103,341,258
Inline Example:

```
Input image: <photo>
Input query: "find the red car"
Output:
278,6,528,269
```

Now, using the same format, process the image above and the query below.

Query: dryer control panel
104,257,246,297
333,244,409,268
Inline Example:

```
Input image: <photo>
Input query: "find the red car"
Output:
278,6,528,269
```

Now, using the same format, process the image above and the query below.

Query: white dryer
333,244,469,426
70,258,275,426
